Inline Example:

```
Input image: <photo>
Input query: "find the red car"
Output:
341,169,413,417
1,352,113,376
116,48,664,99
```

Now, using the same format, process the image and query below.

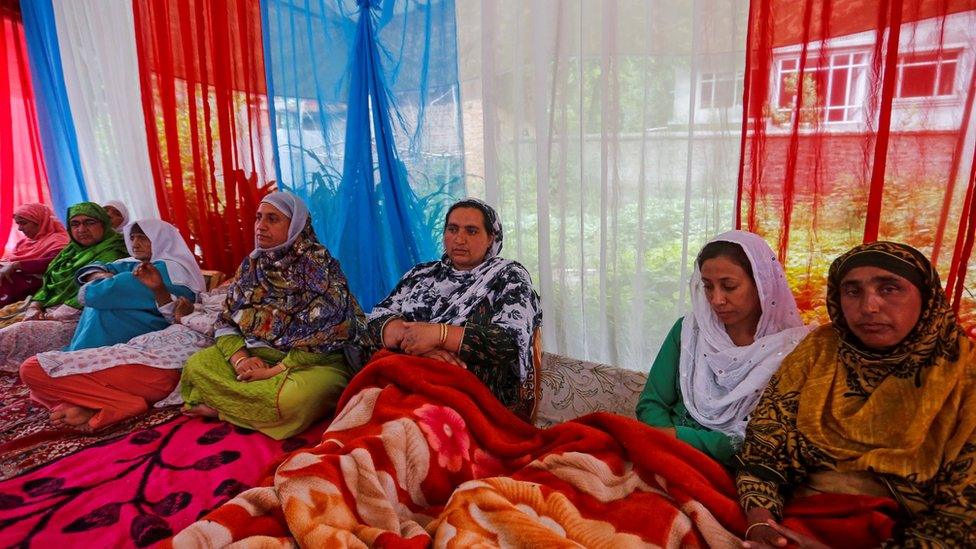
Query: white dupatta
678,230,812,441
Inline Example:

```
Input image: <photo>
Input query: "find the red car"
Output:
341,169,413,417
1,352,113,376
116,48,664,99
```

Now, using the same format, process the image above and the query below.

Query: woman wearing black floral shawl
367,198,543,420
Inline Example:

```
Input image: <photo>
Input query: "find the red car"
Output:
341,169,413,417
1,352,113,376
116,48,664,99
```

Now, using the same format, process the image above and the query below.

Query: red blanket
173,353,748,547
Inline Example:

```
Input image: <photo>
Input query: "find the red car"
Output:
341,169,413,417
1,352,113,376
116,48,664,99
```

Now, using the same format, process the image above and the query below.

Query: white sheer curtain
52,0,159,221
457,0,748,371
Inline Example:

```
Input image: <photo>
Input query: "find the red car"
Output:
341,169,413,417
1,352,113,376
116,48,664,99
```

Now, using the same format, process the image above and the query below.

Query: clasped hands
383,318,466,369
231,354,285,382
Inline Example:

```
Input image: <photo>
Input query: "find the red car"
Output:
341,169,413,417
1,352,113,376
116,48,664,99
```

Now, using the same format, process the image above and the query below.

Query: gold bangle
233,356,248,368
438,323,448,346
744,522,776,540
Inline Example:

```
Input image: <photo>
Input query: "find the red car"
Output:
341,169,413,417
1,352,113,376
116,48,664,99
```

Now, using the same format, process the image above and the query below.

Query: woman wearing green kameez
179,192,365,439
635,231,811,466
0,202,128,370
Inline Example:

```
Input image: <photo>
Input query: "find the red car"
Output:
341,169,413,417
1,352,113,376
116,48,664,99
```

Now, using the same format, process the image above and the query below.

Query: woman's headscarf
118,220,206,295
369,198,542,399
102,200,130,228
215,191,363,353
678,230,812,440
825,241,961,390
249,191,309,256
446,198,504,259
31,202,129,309
6,203,70,262
792,241,975,480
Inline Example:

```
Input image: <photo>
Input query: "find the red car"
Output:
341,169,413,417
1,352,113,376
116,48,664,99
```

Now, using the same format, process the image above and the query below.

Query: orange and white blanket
171,351,749,547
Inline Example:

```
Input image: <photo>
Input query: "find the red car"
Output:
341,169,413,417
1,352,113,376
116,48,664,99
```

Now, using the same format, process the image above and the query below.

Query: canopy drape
133,0,275,274
262,0,464,310
738,0,976,325
0,1,52,253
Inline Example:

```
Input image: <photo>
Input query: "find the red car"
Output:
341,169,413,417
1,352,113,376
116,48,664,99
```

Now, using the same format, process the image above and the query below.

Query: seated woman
102,200,129,230
61,219,204,351
179,191,365,440
20,288,224,433
0,203,70,307
0,202,128,369
368,198,543,421
636,231,811,466
737,242,976,548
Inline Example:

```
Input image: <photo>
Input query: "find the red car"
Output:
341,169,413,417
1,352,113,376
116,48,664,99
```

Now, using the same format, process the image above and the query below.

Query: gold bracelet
438,323,448,346
744,522,776,540
233,356,248,368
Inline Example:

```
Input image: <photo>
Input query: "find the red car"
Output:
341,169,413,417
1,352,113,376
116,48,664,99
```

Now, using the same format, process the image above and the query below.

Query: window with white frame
896,50,960,98
775,52,869,124
699,71,744,108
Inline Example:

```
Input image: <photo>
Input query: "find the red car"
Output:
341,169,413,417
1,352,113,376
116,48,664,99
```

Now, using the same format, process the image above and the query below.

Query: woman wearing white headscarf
102,200,130,230
4,219,200,370
19,219,204,431
179,191,365,440
65,219,205,351
636,230,812,465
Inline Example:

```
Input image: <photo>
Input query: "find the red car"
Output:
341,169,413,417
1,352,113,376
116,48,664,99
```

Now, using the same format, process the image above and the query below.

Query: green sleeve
635,318,684,427
215,334,246,361
279,348,338,369
636,318,736,465
675,425,736,465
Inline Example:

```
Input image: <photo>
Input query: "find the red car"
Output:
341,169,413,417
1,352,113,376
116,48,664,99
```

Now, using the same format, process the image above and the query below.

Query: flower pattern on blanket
415,404,470,472
171,351,749,548
430,477,647,548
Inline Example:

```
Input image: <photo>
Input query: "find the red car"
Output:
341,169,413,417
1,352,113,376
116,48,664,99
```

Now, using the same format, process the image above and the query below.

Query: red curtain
738,0,976,328
132,0,275,274
0,1,52,254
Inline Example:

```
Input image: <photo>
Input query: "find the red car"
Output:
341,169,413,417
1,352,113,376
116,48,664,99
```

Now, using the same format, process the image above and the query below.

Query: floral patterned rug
0,372,324,547
0,372,181,481
0,415,321,547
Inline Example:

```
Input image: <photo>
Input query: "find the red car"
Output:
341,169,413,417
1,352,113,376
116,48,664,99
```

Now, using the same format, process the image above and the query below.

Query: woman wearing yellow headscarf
737,242,975,548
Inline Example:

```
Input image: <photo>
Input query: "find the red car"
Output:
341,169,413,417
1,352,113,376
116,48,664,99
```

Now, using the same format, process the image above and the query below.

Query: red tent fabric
738,0,976,327
132,0,274,274
0,1,52,253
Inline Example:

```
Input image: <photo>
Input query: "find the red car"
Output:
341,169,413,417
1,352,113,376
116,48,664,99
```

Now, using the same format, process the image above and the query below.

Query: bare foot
50,405,96,432
49,403,70,426
183,404,219,418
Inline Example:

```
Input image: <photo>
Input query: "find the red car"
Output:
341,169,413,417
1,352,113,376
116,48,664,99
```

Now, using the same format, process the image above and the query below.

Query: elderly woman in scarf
0,204,70,307
102,200,129,230
737,242,976,548
0,202,128,369
179,191,365,440
19,219,204,431
368,198,543,421
636,231,811,466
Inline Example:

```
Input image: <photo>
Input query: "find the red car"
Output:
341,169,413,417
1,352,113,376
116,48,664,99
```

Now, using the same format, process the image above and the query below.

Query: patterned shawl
369,198,543,387
792,241,976,480
6,203,70,262
215,194,364,354
31,202,128,309
678,230,811,440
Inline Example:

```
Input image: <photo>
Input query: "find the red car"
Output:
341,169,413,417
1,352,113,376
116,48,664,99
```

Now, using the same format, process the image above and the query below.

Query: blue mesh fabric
261,0,464,310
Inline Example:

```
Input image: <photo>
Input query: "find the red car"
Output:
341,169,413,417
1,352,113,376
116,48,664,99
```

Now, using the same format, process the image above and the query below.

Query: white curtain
52,0,159,221
457,0,748,371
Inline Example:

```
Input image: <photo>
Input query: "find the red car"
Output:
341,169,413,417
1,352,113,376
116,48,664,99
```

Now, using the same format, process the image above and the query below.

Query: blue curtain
18,0,88,218
261,0,464,310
